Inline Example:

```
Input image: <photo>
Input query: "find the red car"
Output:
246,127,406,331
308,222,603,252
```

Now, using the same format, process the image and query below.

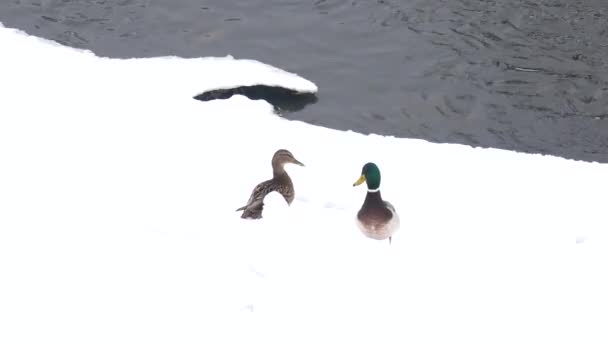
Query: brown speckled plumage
236,149,304,219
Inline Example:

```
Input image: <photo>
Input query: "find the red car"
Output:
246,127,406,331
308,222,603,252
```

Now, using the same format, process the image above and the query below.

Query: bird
236,149,304,219
353,162,400,244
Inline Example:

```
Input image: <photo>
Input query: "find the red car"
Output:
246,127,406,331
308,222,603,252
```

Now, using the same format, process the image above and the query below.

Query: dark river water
2,0,608,162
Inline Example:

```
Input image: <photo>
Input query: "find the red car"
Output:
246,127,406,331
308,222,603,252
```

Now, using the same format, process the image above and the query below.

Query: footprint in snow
323,202,348,211
249,264,266,278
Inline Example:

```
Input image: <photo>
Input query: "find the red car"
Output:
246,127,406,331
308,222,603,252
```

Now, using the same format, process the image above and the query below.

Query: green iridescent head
353,162,381,191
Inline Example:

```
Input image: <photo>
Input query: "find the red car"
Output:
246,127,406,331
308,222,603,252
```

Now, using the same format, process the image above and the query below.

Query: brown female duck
236,149,304,219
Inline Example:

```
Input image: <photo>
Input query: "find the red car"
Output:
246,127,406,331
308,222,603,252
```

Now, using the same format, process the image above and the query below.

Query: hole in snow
193,85,318,113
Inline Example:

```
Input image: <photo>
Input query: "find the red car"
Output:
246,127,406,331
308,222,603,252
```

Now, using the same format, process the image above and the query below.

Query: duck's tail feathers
241,209,263,219
238,203,264,219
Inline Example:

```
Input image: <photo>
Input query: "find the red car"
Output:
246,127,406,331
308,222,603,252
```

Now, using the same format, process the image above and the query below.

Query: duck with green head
353,162,400,244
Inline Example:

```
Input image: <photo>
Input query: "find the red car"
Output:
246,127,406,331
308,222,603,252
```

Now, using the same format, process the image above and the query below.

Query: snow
0,23,606,342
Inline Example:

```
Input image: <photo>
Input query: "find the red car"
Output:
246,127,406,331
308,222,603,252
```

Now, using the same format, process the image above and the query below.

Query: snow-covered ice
0,23,606,342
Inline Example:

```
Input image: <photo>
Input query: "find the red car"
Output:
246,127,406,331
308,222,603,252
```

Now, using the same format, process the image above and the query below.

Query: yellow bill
353,174,366,187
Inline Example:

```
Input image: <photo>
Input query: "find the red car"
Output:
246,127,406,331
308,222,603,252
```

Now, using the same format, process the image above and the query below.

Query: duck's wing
236,179,274,212
382,200,400,231
383,200,396,214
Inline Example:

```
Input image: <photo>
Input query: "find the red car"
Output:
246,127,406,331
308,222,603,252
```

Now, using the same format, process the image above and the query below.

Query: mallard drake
353,162,400,244
236,149,304,219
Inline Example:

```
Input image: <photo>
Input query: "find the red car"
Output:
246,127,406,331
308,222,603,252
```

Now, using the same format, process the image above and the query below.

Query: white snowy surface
0,23,606,342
